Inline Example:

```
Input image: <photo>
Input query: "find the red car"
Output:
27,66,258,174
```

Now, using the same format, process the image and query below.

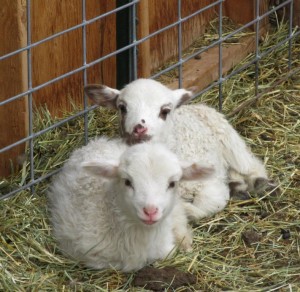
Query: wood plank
223,0,269,34
86,0,116,87
167,35,256,90
0,0,28,177
31,0,116,116
148,0,217,72
137,0,151,78
293,0,300,27
31,0,83,117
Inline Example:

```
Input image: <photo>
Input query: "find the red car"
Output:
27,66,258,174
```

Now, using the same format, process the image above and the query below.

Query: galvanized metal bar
0,168,61,200
27,0,35,193
288,0,294,69
82,0,88,144
177,0,183,88
1,0,299,200
255,0,261,97
218,1,224,111
0,105,98,154
2,16,299,109
152,24,299,81
0,0,291,64
0,0,140,62
131,1,138,80
1,0,283,107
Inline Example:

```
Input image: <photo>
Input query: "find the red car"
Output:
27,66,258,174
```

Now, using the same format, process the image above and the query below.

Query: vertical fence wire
177,0,183,88
255,0,261,97
131,1,138,80
0,0,299,200
288,0,294,69
82,0,88,144
218,1,223,111
27,0,34,193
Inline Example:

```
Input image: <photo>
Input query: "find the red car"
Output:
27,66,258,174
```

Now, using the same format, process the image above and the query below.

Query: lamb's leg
180,179,230,221
195,104,271,193
220,129,269,191
172,201,193,251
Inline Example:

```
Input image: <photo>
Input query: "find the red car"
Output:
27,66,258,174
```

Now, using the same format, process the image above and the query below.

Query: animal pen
0,0,299,290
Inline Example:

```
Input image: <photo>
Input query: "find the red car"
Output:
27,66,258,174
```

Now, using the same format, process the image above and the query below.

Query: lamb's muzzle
133,123,148,135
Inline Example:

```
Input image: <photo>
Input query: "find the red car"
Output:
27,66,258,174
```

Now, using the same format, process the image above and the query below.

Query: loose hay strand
0,18,300,291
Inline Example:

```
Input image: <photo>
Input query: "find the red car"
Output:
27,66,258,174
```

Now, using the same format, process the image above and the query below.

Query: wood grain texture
293,0,300,27
137,0,151,78
1,0,273,177
0,0,28,177
223,0,269,34
167,35,256,90
147,0,217,72
31,0,116,117
0,0,116,177
86,0,116,87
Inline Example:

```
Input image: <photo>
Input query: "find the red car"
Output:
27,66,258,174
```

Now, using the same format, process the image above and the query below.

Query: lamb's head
82,143,213,226
85,79,196,145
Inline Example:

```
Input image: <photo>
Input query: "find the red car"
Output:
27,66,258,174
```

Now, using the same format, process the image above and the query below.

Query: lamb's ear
84,84,120,110
82,161,119,178
181,162,214,181
173,86,198,108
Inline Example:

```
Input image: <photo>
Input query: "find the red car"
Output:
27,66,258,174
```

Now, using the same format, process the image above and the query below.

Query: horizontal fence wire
0,0,299,199
0,0,293,108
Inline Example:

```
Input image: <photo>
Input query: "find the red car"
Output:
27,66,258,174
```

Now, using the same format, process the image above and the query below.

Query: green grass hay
0,18,299,291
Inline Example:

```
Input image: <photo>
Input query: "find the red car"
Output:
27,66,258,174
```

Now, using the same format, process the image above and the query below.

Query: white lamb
84,79,271,219
48,137,213,271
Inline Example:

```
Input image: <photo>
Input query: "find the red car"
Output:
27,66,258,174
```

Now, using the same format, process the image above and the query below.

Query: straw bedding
0,18,299,291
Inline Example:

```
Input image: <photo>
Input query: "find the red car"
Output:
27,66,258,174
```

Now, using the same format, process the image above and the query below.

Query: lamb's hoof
230,190,251,201
181,243,193,252
254,177,269,192
254,178,280,196
229,180,248,195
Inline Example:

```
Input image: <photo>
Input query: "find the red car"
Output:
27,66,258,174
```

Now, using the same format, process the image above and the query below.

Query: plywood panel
137,0,151,78
31,0,116,116
30,0,82,116
86,0,116,87
294,0,300,26
147,0,217,72
167,35,257,90
0,0,28,177
224,0,269,34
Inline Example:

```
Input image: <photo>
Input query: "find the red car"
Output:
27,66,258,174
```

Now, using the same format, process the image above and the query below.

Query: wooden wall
0,0,274,177
0,1,28,178
31,0,116,117
142,0,218,75
224,0,269,32
0,0,116,177
137,0,270,78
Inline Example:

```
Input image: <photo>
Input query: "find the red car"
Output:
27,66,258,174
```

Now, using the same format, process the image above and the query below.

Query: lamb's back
173,105,226,170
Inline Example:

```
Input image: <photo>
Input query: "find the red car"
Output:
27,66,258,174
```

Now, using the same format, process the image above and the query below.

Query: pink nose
133,124,148,135
143,206,158,216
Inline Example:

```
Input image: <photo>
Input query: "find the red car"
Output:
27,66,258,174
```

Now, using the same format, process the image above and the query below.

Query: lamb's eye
124,179,133,188
118,103,127,114
168,181,176,189
159,107,171,120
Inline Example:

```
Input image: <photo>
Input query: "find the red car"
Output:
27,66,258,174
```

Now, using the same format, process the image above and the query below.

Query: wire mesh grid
0,0,299,200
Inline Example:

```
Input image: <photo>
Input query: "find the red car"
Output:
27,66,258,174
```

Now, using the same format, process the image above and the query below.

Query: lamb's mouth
141,219,158,225
124,133,152,145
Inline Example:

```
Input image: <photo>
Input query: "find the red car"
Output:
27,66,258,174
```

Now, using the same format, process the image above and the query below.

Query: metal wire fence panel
0,0,299,199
